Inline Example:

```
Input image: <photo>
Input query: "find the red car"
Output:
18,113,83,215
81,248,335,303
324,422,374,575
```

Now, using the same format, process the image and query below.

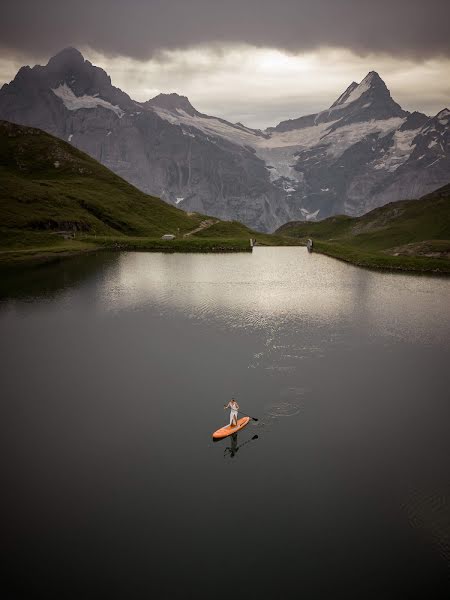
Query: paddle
238,411,259,422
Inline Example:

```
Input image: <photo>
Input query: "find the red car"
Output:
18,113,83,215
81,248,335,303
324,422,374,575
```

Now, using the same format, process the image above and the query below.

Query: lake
1,248,449,599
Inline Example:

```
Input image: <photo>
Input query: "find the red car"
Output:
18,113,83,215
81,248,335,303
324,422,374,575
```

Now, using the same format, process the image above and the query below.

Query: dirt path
183,219,219,237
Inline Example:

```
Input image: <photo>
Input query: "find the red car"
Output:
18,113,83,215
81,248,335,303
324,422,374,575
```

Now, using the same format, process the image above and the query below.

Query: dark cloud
1,0,449,61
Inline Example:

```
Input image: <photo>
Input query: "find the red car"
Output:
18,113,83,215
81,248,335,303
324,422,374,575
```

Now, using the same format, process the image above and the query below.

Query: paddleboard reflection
223,432,259,458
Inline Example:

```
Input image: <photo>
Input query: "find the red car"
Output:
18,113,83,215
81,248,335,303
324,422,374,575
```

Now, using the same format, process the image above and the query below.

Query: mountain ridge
0,48,448,232
268,70,409,134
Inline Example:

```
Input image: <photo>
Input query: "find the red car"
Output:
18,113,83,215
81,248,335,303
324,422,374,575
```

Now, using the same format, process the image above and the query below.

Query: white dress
229,403,239,425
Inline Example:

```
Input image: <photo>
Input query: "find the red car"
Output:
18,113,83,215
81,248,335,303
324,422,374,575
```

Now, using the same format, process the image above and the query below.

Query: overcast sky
1,0,449,128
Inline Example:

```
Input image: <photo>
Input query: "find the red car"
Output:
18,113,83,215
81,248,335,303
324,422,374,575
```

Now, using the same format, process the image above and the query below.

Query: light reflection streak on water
97,248,450,345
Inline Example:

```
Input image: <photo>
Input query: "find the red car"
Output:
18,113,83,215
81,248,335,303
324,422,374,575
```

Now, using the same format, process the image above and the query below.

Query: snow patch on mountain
324,117,405,158
224,116,405,184
262,152,299,181
52,84,124,117
300,208,320,220
257,121,335,149
343,72,375,104
152,107,257,146
372,128,421,172
331,82,359,107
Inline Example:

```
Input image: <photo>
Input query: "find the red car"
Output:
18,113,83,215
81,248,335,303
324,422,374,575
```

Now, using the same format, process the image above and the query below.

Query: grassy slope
0,120,293,264
276,185,450,273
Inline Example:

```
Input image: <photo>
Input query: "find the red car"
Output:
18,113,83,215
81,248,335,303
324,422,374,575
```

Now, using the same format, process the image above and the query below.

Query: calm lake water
1,248,450,599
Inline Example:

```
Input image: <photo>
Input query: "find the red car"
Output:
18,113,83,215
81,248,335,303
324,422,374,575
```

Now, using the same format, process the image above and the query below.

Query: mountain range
1,47,449,232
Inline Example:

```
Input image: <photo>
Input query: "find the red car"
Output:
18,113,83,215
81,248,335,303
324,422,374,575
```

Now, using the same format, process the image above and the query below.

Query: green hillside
0,120,291,264
276,185,450,273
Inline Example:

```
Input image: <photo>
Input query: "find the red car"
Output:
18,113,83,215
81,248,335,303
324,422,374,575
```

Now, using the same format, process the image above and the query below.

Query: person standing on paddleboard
224,398,239,427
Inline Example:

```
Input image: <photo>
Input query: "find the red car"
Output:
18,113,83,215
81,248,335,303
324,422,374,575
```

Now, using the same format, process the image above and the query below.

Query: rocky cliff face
1,48,449,231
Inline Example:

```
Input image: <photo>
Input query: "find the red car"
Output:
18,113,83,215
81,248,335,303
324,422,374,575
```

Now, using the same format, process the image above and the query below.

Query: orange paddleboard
212,416,250,440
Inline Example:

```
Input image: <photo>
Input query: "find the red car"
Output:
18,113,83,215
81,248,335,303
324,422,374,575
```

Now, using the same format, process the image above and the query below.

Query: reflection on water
97,249,450,345
2,249,449,347
0,252,117,302
1,248,450,599
223,432,259,459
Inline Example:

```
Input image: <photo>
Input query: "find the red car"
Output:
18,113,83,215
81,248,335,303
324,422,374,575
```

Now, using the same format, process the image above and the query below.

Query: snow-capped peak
343,72,383,103
330,71,386,108
360,71,381,86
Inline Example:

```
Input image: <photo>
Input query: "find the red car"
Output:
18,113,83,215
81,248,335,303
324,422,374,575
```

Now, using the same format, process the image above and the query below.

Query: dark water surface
1,249,449,599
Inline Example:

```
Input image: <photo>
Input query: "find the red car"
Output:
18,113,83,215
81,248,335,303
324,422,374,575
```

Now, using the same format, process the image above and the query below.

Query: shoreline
0,230,302,267
0,239,253,268
306,240,450,275
2,236,448,274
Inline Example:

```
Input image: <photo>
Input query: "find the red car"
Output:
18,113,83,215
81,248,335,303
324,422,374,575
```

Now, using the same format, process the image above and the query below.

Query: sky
1,0,450,128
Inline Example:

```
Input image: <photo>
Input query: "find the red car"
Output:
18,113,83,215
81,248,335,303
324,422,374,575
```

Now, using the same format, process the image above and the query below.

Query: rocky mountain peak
145,92,200,117
330,71,390,109
360,71,393,99
362,71,383,85
272,70,406,134
47,47,85,71
45,47,112,94
0,47,135,119
436,108,450,122
399,111,429,131
324,70,407,129
422,108,449,128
